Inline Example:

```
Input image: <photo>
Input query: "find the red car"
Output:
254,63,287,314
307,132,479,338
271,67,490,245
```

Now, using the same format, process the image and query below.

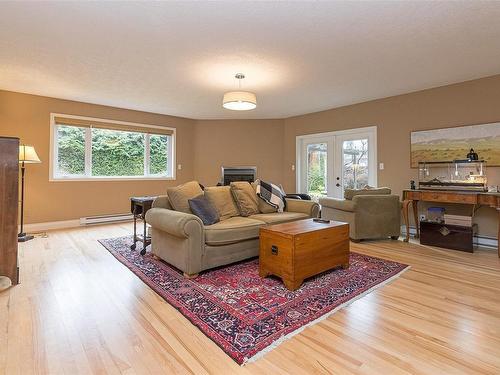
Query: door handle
336,183,341,187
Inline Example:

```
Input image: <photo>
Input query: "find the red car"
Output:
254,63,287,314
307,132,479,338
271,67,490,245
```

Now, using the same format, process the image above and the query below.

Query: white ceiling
1,1,500,120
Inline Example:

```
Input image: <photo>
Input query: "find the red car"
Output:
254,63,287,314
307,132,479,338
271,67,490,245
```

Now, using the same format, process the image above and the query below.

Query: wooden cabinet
0,137,19,285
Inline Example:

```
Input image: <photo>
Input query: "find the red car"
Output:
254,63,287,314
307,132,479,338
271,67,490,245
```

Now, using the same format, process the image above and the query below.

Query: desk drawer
405,191,421,200
478,194,500,207
421,191,477,204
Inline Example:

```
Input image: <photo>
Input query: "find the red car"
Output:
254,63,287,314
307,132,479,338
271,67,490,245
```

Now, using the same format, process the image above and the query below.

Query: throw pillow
251,179,279,213
166,181,204,214
230,181,259,217
188,195,220,225
204,186,240,221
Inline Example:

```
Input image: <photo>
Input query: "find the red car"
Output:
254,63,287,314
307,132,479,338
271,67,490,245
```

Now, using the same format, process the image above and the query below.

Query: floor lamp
18,145,41,242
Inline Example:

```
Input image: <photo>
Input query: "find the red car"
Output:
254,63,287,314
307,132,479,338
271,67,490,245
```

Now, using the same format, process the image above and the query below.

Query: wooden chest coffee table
259,219,350,291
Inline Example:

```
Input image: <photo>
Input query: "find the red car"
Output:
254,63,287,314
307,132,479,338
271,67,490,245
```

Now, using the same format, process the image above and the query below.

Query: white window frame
49,113,176,182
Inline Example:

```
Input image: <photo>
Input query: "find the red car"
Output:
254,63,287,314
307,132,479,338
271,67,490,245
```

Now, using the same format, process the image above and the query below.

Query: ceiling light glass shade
222,91,257,110
19,145,41,163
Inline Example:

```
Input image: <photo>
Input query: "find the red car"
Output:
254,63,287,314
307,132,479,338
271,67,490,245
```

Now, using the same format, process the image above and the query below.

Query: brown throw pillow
204,186,239,221
251,179,278,213
166,181,203,214
230,181,259,217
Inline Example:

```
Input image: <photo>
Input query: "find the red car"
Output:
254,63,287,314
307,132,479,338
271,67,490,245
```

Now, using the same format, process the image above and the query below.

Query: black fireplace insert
221,166,257,185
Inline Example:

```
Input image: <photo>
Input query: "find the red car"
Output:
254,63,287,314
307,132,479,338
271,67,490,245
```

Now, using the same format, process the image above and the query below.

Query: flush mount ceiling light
222,73,257,111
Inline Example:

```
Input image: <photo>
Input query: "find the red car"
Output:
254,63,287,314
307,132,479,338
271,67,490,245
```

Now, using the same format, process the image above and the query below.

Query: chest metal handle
271,245,278,255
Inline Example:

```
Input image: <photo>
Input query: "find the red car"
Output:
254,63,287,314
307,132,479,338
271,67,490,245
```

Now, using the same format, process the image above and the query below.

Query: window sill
49,176,176,182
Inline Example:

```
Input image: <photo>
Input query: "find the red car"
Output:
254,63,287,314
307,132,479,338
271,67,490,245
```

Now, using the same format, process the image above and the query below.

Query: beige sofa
319,188,400,241
146,183,319,277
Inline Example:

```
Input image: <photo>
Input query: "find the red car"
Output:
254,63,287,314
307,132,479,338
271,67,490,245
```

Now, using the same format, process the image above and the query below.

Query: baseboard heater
80,213,133,226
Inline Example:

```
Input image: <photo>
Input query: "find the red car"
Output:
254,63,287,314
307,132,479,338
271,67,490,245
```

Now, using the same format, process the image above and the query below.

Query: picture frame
410,122,500,167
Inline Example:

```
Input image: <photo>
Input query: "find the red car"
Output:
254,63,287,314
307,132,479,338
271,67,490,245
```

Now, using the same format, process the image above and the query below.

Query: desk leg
141,219,147,256
497,209,500,258
402,199,411,242
412,200,420,239
131,214,137,250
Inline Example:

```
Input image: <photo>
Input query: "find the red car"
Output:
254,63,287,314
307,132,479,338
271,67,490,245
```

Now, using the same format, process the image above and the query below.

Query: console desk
402,189,500,257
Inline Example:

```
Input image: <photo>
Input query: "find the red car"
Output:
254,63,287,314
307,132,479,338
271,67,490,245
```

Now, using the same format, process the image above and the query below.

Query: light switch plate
177,164,182,170
379,162,384,170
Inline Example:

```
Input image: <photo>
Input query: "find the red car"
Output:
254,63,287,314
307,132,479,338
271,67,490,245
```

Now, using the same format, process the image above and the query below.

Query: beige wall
283,75,500,237
0,90,196,224
2,74,499,238
193,119,285,187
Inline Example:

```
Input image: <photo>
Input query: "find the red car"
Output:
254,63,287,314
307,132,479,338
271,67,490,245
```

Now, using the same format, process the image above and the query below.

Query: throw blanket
256,180,286,213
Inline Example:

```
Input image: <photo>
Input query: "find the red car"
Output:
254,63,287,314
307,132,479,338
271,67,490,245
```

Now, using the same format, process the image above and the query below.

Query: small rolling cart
130,196,157,255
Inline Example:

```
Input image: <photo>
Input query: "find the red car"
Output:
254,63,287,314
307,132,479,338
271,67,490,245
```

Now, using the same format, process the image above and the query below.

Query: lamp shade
19,145,41,164
222,91,257,111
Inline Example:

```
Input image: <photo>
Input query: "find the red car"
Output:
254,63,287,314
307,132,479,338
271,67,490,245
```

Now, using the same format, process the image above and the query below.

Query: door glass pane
91,128,145,176
306,143,327,199
342,139,368,190
56,125,86,176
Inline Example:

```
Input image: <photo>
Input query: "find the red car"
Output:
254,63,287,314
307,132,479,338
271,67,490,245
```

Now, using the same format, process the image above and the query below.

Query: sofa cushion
249,212,309,224
230,181,259,217
344,187,391,200
166,181,203,214
204,186,240,221
251,179,278,213
204,217,265,245
188,195,220,225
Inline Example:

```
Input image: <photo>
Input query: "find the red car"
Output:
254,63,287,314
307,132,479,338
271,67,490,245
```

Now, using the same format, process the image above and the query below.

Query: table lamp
18,145,41,242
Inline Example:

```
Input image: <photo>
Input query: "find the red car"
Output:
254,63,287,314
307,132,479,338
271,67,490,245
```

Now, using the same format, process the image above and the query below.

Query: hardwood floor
2,223,500,374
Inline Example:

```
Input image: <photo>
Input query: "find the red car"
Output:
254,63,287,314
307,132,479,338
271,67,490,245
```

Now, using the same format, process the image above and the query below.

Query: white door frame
296,126,377,197
298,135,335,196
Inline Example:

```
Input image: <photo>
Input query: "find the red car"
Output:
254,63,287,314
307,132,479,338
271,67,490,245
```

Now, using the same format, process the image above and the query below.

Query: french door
296,127,377,199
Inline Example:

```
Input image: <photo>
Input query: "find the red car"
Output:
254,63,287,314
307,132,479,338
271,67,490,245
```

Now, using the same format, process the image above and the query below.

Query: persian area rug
98,236,409,365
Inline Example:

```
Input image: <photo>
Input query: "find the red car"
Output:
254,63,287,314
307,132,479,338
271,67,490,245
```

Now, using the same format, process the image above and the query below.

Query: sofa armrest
152,195,172,209
319,197,356,212
285,198,320,217
146,208,203,238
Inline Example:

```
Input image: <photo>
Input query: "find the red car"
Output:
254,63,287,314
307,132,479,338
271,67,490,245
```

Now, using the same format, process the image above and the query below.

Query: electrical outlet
379,162,384,170
291,164,295,171
177,164,182,170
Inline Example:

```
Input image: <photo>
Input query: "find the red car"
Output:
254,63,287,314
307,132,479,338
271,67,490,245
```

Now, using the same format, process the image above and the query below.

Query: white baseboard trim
22,219,81,233
401,225,498,250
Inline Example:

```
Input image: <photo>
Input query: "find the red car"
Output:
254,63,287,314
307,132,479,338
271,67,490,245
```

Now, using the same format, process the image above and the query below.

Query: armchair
319,190,400,241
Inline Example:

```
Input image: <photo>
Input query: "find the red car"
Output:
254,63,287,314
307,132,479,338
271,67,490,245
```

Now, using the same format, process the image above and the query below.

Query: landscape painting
410,122,500,167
